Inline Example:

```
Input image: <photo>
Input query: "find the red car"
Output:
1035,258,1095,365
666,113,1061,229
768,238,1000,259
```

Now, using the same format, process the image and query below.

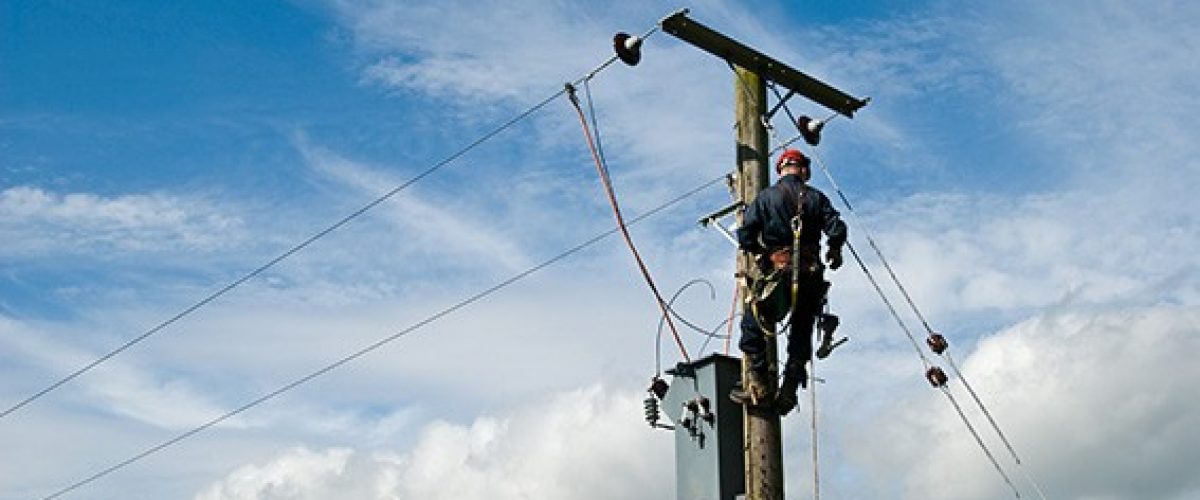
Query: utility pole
734,67,784,500
654,10,867,500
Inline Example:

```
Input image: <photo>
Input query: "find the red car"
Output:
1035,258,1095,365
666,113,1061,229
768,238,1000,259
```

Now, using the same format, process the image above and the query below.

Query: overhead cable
0,19,662,423
37,173,729,500
768,92,1025,498
809,146,1046,499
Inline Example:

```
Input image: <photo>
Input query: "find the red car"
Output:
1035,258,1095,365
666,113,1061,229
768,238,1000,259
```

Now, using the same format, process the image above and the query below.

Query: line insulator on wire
614,32,643,66
926,366,949,388
927,333,949,355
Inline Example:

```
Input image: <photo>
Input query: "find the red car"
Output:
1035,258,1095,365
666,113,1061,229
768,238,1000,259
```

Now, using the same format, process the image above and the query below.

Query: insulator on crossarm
926,333,949,355
796,115,825,146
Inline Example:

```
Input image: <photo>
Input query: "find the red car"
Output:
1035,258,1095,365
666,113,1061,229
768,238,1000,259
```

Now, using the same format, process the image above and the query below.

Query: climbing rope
809,308,822,500
567,81,691,366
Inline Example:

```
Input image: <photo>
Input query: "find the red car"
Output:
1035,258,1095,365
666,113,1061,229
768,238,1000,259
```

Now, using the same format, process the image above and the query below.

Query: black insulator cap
648,377,669,399
796,115,824,146
614,32,642,66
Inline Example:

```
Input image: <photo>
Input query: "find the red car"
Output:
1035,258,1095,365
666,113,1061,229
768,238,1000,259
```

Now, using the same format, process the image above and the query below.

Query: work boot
729,369,772,407
774,390,798,416
775,367,807,416
815,313,848,359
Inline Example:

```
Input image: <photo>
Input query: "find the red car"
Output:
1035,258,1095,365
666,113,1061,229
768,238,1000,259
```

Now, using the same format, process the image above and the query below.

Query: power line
37,174,727,500
0,56,636,423
762,88,1027,497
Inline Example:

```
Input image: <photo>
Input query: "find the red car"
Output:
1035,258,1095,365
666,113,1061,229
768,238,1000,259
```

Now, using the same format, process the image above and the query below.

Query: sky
2,0,1198,499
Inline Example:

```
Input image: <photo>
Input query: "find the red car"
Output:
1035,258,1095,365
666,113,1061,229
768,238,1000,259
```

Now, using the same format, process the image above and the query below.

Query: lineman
734,148,846,415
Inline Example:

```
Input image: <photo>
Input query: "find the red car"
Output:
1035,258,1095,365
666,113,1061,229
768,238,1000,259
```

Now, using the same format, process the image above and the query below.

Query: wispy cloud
0,186,243,258
0,316,234,430
8,1,1200,499
292,133,534,273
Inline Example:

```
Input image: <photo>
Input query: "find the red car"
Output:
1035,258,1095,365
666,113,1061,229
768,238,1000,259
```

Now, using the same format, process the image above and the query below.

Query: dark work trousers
739,268,828,386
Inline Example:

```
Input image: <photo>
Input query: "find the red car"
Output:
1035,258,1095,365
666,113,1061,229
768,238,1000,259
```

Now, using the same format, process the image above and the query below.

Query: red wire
567,88,691,364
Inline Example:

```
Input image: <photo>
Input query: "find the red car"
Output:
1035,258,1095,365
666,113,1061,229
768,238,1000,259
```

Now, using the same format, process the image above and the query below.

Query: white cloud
292,135,533,273
0,185,243,257
196,385,673,500
979,0,1200,169
0,316,235,431
850,304,1200,500
329,0,743,193
9,1,1200,499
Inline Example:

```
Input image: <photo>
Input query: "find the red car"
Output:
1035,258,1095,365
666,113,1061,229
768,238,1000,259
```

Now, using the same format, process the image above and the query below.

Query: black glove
825,246,843,270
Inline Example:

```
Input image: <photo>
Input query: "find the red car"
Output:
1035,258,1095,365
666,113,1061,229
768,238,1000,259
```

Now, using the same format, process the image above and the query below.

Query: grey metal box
663,354,745,500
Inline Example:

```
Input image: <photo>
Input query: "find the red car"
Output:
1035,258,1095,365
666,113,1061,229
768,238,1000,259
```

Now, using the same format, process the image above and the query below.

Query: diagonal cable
38,173,728,500
769,95,1024,497
0,26,676,421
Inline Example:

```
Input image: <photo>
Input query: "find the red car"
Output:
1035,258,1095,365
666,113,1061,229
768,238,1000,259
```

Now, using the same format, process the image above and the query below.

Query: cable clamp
925,366,949,388
926,333,949,355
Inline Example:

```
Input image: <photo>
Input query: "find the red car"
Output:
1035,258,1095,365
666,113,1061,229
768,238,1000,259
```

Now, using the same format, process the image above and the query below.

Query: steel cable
0,18,671,423
767,93,1024,497
37,173,729,500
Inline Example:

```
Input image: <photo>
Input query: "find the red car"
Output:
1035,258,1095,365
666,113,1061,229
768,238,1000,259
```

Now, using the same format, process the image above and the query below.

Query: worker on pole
733,148,847,415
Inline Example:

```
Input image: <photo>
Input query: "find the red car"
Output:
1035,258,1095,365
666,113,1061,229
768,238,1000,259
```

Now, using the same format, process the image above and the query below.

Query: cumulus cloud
10,1,1200,499
850,304,1200,500
196,385,673,500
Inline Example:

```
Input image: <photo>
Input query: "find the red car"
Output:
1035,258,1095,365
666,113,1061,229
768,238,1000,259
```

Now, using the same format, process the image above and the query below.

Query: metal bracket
698,200,744,247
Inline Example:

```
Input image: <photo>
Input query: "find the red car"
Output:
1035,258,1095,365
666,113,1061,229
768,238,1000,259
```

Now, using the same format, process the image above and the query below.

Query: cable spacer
926,333,949,355
925,366,949,388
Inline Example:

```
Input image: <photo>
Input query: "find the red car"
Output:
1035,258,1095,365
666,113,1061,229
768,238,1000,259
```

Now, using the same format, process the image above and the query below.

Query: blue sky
3,1,1199,499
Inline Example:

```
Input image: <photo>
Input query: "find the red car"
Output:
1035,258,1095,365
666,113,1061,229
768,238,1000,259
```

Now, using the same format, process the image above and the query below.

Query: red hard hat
775,148,809,172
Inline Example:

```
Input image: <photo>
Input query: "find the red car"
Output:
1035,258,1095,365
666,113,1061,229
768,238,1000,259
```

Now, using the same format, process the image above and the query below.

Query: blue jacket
737,174,847,255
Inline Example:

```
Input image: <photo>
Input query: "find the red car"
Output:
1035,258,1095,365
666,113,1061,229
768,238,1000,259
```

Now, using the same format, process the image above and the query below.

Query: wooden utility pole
733,67,784,500
659,11,867,500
